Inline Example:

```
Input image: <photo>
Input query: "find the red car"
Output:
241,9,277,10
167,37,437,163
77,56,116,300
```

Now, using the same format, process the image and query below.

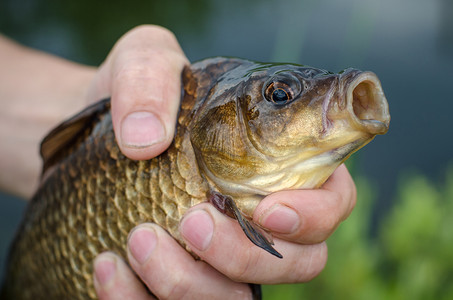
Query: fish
1,57,390,299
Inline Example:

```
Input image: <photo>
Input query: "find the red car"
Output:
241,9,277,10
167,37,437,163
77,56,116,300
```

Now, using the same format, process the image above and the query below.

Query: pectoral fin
209,192,283,259
40,98,111,175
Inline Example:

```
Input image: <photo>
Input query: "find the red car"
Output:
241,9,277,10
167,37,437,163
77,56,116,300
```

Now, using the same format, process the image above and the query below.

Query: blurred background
1,0,452,298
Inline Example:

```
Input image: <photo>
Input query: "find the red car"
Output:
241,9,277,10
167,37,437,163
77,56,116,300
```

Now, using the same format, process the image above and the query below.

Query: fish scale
5,96,208,299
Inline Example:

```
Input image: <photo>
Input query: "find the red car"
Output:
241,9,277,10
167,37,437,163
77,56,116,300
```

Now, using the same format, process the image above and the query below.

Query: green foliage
263,165,453,300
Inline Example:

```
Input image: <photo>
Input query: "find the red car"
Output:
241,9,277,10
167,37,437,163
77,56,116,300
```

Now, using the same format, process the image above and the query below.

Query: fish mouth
344,71,390,135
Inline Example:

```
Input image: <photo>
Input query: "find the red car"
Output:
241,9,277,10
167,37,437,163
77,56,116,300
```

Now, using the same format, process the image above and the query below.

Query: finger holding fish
177,164,354,284
86,25,188,161
253,164,357,244
93,224,254,300
125,223,253,300
94,165,352,298
180,203,328,284
93,252,155,300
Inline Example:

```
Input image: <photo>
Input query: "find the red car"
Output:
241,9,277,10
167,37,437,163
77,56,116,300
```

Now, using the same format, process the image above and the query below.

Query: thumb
88,25,189,160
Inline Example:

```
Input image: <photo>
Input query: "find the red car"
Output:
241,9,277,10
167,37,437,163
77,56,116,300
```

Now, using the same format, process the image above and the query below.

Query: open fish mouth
346,71,390,135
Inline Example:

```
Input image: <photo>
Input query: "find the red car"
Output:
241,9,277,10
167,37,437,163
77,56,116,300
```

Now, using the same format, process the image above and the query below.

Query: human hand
91,25,357,299
176,164,356,285
94,166,355,299
86,25,188,161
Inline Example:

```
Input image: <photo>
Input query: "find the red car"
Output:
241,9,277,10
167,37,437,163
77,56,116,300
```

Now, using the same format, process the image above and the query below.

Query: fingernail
259,205,299,234
128,225,157,264
180,210,214,251
121,111,165,148
94,253,117,287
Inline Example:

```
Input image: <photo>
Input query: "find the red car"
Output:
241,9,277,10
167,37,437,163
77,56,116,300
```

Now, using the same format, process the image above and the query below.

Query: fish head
188,58,390,212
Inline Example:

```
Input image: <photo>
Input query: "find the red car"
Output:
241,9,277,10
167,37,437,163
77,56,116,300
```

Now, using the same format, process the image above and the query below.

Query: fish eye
272,88,289,103
263,74,302,105
265,82,292,104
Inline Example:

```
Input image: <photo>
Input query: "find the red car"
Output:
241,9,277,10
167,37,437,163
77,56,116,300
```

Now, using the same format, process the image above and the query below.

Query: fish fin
40,98,111,175
249,284,262,300
209,191,283,259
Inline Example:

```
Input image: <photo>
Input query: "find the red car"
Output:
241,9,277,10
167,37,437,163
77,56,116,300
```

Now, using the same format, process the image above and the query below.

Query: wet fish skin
2,57,390,299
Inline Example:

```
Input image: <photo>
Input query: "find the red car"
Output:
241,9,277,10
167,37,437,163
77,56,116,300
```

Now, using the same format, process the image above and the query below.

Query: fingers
252,164,357,244
94,252,154,300
88,25,189,160
125,223,252,300
180,203,328,284
322,163,357,219
177,164,355,284
93,165,355,296
94,224,252,300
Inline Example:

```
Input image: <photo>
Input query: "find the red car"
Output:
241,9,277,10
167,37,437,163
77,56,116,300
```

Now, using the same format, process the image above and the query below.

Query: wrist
0,35,97,198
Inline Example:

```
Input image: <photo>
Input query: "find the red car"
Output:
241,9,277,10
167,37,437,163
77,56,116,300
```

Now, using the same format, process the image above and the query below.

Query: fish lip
344,70,390,135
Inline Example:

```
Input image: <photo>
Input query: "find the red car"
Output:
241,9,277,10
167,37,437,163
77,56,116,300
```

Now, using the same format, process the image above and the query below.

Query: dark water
1,0,452,283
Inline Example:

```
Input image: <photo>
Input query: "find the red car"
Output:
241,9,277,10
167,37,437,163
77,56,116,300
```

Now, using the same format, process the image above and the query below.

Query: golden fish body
2,57,390,299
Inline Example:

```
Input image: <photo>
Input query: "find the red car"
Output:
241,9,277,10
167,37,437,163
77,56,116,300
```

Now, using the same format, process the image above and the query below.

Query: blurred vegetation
263,165,453,300
0,0,211,65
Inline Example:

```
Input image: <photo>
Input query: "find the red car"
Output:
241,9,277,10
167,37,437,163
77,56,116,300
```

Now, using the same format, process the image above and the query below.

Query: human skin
0,26,356,299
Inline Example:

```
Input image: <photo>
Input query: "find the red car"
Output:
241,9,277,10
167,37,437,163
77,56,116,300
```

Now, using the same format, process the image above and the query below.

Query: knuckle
341,167,357,219
317,193,343,237
312,216,338,243
296,191,345,243
112,49,182,89
223,248,258,282
113,61,156,87
225,257,250,281
320,215,338,235
346,180,358,217
129,24,177,43
163,283,191,300
290,242,328,282
114,61,147,81
155,270,191,299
